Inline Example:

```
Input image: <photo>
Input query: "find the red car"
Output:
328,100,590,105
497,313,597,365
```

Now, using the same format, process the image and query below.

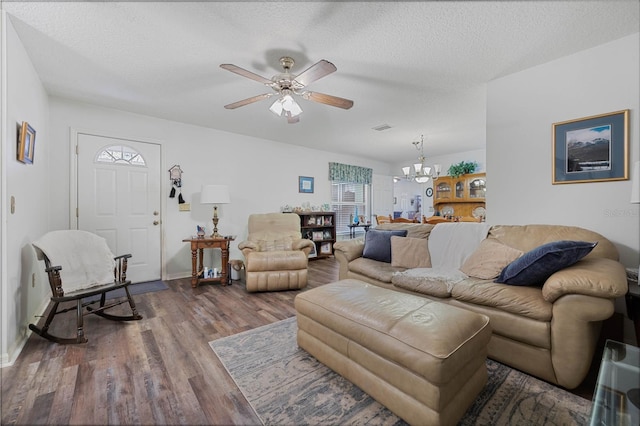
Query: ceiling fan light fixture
269,99,283,116
282,94,302,116
220,56,353,121
269,92,303,119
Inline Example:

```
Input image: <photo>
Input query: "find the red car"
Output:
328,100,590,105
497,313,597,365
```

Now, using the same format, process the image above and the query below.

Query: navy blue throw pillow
362,229,408,263
495,240,597,286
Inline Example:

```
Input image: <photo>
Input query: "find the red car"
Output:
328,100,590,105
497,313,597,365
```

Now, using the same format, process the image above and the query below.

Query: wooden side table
183,237,235,288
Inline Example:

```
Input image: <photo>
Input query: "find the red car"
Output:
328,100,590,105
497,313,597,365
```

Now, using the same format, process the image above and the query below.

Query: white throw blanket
32,230,117,293
428,222,491,269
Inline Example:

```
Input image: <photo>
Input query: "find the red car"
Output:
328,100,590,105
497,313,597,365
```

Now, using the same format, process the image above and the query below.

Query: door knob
153,211,159,216
153,220,160,225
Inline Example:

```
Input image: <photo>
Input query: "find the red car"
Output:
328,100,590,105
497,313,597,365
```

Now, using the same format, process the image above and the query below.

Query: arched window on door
95,145,146,166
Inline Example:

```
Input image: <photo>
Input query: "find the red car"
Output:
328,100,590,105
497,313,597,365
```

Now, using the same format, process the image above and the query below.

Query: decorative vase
353,207,359,225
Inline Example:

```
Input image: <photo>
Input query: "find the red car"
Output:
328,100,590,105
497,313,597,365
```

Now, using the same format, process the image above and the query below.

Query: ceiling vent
372,124,392,131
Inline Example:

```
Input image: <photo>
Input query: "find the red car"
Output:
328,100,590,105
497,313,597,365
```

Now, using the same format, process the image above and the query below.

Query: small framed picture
312,231,323,241
308,243,317,258
323,230,332,239
17,121,36,164
299,176,314,193
320,242,332,254
307,216,316,226
552,110,629,184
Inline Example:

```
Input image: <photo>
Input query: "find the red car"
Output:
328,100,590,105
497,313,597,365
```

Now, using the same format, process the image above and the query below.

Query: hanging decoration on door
168,165,185,203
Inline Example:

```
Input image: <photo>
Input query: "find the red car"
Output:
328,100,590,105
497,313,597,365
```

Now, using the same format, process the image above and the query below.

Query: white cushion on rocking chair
33,230,117,293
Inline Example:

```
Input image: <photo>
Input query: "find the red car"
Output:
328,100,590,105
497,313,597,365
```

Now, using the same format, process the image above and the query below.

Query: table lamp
201,184,230,238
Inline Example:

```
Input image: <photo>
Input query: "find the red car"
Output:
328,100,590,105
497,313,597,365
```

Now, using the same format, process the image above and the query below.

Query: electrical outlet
179,203,191,212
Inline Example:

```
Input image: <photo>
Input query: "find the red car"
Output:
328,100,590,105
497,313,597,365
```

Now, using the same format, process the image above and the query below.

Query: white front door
76,133,161,283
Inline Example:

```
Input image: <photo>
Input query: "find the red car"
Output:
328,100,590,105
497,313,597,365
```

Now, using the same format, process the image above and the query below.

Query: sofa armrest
333,239,365,262
542,258,627,303
292,238,314,257
238,240,259,251
333,239,365,280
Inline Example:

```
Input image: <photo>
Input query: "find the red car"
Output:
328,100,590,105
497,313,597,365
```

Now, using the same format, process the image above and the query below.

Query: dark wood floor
1,257,602,425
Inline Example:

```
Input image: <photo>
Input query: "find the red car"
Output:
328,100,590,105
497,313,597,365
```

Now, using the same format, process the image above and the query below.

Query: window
95,145,146,166
331,182,371,235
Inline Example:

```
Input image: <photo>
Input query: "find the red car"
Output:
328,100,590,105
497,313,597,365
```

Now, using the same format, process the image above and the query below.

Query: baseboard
1,330,28,368
1,296,51,368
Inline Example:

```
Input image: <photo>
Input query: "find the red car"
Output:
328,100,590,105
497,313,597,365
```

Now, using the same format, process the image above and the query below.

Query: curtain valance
329,162,372,184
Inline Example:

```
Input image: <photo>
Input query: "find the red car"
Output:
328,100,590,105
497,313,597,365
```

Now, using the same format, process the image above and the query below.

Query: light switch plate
179,203,191,211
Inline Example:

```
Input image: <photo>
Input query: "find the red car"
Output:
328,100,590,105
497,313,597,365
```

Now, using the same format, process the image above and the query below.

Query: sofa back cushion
247,213,302,242
487,225,618,261
376,223,435,239
390,236,432,268
362,229,408,263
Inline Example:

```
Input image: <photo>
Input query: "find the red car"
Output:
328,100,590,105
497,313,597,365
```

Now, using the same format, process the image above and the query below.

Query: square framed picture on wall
299,176,314,193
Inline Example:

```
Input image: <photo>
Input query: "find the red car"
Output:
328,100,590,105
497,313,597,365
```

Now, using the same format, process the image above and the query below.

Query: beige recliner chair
238,213,315,292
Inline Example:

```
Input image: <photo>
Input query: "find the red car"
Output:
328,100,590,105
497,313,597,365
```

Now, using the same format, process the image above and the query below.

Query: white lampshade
631,161,640,204
201,185,230,204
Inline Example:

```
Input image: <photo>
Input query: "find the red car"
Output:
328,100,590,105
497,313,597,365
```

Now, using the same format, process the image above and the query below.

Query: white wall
487,34,639,268
48,98,393,280
1,13,51,365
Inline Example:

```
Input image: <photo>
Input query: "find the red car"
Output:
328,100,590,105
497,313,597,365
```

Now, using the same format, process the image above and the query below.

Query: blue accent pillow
362,229,408,263
495,240,597,286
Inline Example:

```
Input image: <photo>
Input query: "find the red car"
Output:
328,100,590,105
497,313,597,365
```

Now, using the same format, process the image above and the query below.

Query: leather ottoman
294,279,491,426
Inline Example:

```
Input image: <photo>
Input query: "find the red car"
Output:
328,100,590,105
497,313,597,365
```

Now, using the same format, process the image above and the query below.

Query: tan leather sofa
238,213,315,292
333,223,628,389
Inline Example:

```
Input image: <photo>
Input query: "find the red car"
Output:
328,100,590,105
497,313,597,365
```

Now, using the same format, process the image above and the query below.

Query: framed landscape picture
552,110,628,184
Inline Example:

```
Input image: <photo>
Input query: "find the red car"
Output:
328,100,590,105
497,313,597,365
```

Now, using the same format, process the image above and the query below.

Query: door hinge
76,207,79,218
75,145,79,155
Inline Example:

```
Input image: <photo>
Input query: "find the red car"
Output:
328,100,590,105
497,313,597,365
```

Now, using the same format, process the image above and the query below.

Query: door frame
69,127,165,280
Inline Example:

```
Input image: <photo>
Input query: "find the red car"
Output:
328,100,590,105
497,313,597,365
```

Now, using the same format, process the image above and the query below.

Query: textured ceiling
3,1,639,164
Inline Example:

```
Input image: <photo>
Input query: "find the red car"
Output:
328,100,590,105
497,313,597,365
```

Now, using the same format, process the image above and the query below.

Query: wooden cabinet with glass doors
431,173,486,221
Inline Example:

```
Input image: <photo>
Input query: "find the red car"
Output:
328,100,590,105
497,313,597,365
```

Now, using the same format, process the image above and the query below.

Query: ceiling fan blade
224,93,273,109
303,91,354,110
293,60,337,87
220,64,273,85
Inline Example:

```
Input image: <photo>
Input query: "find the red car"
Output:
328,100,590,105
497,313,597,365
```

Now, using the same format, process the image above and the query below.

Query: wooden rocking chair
30,230,142,344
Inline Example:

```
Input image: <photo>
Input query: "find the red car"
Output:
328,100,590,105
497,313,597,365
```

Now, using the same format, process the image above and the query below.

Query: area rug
210,317,593,425
83,280,168,302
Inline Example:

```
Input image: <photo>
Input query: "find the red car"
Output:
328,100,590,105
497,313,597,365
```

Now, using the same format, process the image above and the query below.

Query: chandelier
402,135,441,183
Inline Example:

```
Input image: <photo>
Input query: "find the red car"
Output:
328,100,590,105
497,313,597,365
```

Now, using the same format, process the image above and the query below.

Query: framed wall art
552,110,628,184
17,121,36,164
299,176,314,193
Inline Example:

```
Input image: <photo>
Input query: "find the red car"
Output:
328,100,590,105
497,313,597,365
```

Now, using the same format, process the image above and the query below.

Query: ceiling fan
220,56,354,124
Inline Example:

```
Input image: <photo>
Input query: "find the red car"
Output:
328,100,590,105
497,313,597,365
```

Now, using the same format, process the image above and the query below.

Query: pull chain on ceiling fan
220,56,354,124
